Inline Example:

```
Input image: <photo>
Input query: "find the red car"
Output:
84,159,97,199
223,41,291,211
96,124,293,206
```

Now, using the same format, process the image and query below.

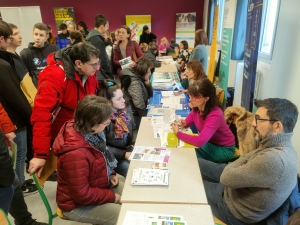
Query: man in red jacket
28,42,100,176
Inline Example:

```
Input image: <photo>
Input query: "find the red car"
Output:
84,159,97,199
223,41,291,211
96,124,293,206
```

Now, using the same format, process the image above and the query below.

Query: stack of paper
122,211,187,225
131,168,169,186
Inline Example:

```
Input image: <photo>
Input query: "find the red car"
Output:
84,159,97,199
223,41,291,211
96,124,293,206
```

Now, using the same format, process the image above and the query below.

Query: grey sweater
220,133,298,223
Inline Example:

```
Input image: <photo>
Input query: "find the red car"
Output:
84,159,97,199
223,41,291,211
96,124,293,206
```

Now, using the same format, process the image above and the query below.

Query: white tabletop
117,203,215,225
135,117,162,147
121,147,208,205
155,63,178,73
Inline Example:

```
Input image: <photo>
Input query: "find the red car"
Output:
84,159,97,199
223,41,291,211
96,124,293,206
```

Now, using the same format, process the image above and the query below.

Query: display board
125,15,151,42
0,6,42,54
175,12,196,50
53,7,76,33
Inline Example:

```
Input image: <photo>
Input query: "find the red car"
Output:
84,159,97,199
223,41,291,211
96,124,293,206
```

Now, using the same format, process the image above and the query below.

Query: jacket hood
53,47,76,80
52,120,91,156
28,42,50,51
86,29,103,41
119,68,136,78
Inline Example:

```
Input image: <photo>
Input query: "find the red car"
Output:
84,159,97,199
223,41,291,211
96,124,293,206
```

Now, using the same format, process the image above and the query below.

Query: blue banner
241,0,263,111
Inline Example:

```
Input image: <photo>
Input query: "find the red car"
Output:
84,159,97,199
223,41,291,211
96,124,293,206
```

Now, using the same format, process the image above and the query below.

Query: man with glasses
28,42,101,178
86,14,113,81
198,98,298,224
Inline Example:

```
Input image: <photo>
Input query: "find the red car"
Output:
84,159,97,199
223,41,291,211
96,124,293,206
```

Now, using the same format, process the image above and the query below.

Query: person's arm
149,54,161,67
150,32,157,40
220,151,284,188
139,34,146,44
190,46,204,62
113,45,122,67
0,104,16,135
62,150,116,205
128,81,147,115
176,112,222,147
134,42,144,59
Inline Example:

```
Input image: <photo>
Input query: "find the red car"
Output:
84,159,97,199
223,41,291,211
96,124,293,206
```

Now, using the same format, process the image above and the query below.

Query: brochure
131,168,169,186
122,211,184,225
129,146,171,163
119,57,133,69
152,162,168,170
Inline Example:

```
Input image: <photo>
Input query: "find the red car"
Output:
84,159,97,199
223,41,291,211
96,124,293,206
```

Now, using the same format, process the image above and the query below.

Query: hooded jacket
139,32,157,45
120,68,152,117
31,47,99,159
53,120,115,211
56,32,71,49
86,29,113,81
20,42,59,87
0,50,32,129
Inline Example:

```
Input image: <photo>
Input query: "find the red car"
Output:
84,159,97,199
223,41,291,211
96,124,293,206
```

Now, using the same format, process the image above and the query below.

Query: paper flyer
129,146,171,163
131,168,169,186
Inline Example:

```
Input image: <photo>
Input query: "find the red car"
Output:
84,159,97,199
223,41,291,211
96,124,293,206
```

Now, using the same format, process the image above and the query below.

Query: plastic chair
213,216,227,225
216,87,225,104
32,151,68,225
0,208,12,225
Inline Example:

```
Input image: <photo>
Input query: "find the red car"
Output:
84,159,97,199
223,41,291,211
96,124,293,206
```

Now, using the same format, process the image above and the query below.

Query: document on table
128,146,171,163
122,211,186,225
131,168,169,186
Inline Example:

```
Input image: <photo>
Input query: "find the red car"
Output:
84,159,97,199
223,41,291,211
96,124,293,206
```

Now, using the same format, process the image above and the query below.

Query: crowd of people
0,12,299,225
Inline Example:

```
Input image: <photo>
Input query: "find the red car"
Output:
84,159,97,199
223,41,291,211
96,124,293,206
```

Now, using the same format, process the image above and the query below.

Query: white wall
256,0,300,170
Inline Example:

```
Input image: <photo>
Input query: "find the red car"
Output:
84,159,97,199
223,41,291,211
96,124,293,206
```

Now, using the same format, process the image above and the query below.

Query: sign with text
241,0,263,111
53,7,76,33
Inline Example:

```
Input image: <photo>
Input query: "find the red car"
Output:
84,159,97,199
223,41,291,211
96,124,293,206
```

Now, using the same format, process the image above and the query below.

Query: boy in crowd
20,23,58,87
56,23,71,49
0,20,47,225
86,14,113,81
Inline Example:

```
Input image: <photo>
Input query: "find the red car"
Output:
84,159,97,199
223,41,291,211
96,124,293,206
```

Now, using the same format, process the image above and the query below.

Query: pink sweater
177,107,235,147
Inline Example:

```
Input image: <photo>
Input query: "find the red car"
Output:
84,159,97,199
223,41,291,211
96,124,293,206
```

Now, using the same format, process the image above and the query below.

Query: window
217,0,225,41
258,0,280,60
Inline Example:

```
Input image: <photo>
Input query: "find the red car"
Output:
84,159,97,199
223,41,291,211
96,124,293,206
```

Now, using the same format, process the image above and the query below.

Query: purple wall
1,0,204,42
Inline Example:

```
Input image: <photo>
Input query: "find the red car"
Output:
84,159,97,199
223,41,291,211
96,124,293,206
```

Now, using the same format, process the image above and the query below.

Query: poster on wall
175,12,196,50
241,0,263,111
53,7,76,33
218,0,237,104
125,15,151,42
208,6,218,82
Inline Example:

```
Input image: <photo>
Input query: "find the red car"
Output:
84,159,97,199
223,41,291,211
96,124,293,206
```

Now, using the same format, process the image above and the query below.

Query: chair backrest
34,150,57,187
216,87,225,104
32,150,58,225
0,208,11,225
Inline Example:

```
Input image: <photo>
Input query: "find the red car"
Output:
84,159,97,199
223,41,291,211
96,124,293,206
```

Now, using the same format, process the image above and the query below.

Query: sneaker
21,183,38,196
25,178,34,185
23,218,48,225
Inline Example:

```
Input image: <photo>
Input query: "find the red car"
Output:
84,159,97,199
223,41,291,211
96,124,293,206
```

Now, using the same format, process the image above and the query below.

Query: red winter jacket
53,120,116,211
113,40,144,77
31,48,99,158
0,103,16,146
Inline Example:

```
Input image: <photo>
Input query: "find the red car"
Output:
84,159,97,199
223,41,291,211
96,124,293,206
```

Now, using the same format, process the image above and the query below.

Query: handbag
131,41,138,62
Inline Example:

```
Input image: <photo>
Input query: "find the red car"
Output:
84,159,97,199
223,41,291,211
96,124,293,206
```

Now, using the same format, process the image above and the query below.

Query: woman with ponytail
100,79,136,177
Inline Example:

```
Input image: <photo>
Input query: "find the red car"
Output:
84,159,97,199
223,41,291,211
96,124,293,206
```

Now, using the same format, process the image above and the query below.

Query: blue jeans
0,185,14,214
114,159,130,177
198,158,246,225
14,126,27,185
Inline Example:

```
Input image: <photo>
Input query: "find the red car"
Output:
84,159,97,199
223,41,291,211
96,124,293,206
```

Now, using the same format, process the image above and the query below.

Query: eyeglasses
86,60,101,69
189,95,204,101
254,115,278,125
8,36,14,41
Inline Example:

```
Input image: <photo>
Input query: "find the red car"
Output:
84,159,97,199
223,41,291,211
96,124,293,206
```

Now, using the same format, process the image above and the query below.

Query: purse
131,41,138,62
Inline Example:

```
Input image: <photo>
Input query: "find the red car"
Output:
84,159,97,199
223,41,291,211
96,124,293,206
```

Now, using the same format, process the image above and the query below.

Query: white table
117,203,215,225
155,63,178,73
135,117,161,147
121,147,207,205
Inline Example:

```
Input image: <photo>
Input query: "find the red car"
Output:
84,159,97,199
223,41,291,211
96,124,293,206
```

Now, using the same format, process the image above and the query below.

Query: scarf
110,109,130,138
83,131,118,172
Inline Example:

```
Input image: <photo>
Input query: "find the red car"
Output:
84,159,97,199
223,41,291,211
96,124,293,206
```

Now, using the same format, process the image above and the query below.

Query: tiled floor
8,173,86,225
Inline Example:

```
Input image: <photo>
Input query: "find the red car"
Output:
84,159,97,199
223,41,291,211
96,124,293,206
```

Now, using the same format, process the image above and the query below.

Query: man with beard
198,98,298,225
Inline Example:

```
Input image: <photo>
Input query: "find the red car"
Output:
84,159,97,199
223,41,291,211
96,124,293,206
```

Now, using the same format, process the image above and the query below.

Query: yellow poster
53,7,76,33
125,15,151,41
208,6,219,82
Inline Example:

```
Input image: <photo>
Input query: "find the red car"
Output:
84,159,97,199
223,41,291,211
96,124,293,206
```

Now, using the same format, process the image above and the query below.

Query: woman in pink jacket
171,78,236,163
113,25,143,77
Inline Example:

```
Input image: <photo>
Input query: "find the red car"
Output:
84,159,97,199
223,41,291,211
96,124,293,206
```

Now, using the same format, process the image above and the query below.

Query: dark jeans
0,185,14,214
9,173,32,225
114,159,130,178
133,116,141,130
198,158,246,225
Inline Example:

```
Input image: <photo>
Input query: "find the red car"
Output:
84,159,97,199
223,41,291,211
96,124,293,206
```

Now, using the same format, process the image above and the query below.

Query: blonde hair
140,43,149,52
